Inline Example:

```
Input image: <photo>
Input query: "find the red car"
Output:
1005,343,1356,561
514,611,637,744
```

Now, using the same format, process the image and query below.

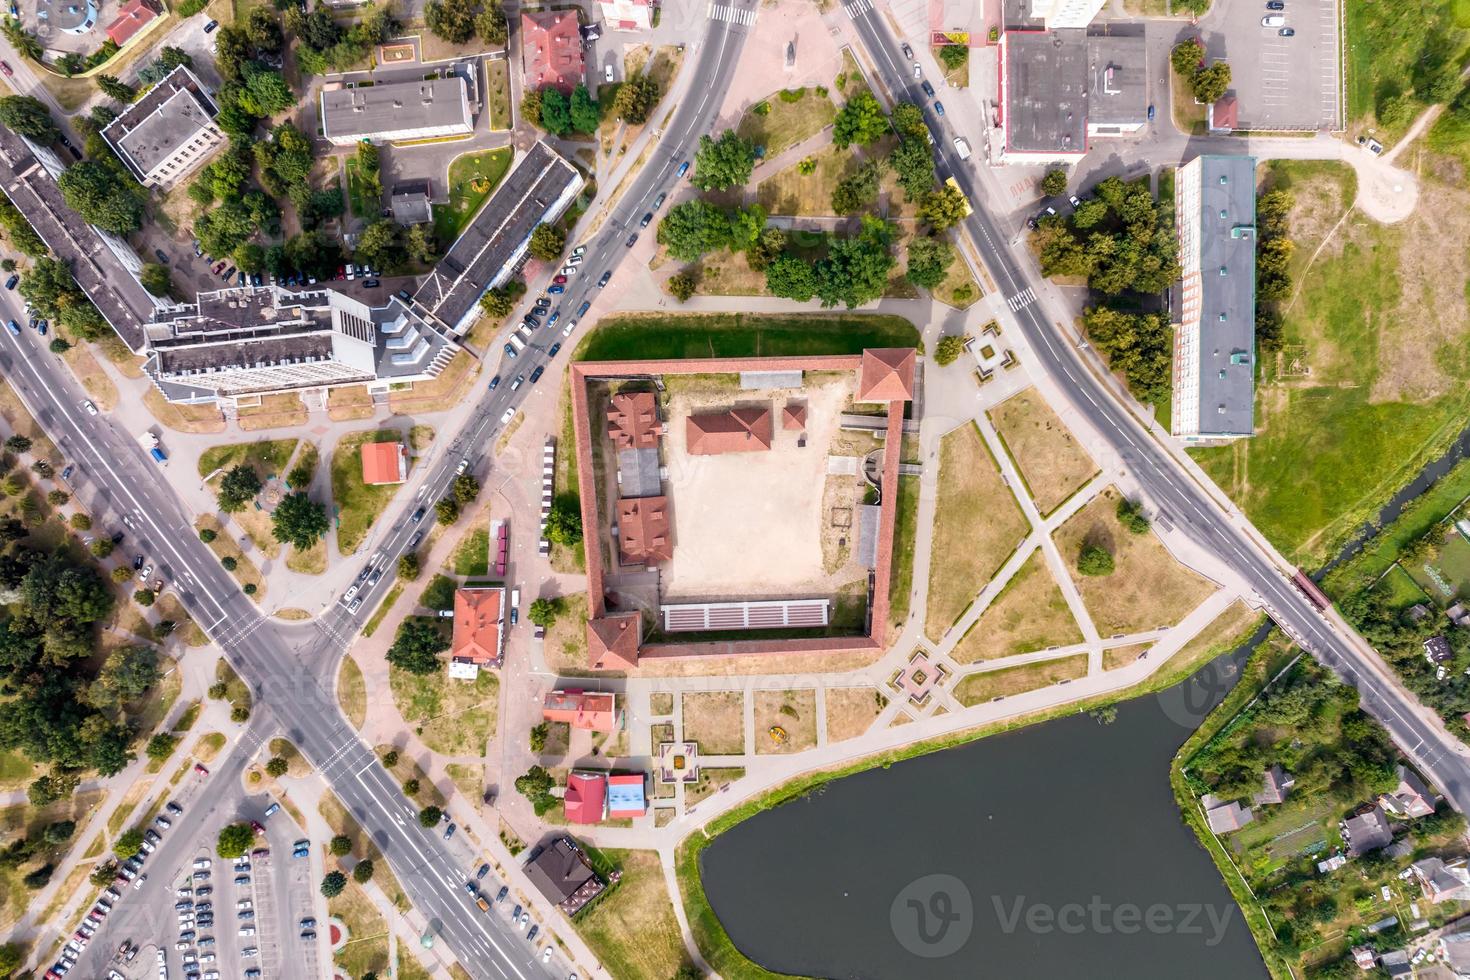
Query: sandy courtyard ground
660,376,852,599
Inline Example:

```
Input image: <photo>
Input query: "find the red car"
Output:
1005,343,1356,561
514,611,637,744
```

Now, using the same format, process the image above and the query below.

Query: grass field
433,147,515,244
575,312,921,361
331,429,413,555
1102,643,1151,670
486,58,512,130
330,880,390,979
888,475,919,632
753,690,818,754
737,87,837,157
681,691,746,755
824,687,885,743
338,655,366,729
544,593,590,673
1053,486,1215,635
388,665,498,756
755,144,856,217
1192,160,1470,565
1344,0,1470,124
195,515,267,600
452,525,489,576
949,550,1083,663
924,423,1029,642
574,849,689,980
344,157,380,220
988,388,1098,515
953,654,1089,705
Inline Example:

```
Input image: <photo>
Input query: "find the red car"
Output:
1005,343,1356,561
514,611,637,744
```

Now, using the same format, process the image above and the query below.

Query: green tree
133,588,155,606
139,262,172,297
3,435,28,454
937,43,968,72
381,749,399,768
88,862,118,887
918,184,969,231
1,18,42,60
569,83,600,133
1041,169,1068,197
933,335,966,366
23,863,52,889
353,857,375,882
435,497,460,525
114,828,144,859
476,0,508,44
830,160,883,214
425,0,475,43
320,870,347,898
85,646,159,709
217,822,254,858
236,64,294,116
286,461,313,491
514,766,556,815
1116,496,1151,534
451,474,480,504
545,496,582,546
904,235,954,289
1191,61,1231,104
528,222,566,261
668,272,696,301
44,820,75,845
1170,38,1204,77
889,136,935,200
692,129,756,191
402,778,420,796
1078,543,1114,576
418,806,442,827
58,161,144,234
528,596,561,627
271,492,328,549
199,527,217,543
612,72,661,123
539,87,571,134
354,220,404,273
97,74,136,102
217,464,262,513
529,722,548,752
265,756,289,778
387,618,448,674
145,733,177,761
832,89,889,148
891,101,926,138
765,255,817,302
0,95,58,142
329,834,352,856
398,552,420,581
657,199,734,261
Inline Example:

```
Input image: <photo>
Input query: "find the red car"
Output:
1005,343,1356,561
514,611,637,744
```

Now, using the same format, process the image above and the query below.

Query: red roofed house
106,0,160,46
361,441,409,485
521,11,585,94
451,586,505,669
1209,95,1238,134
563,771,607,824
597,0,653,30
685,407,773,455
616,495,672,565
542,689,617,732
856,348,917,402
782,402,807,431
588,611,640,670
607,391,660,449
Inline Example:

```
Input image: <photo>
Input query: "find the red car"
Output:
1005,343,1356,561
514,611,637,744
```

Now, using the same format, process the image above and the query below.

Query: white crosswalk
844,0,874,17
707,2,757,25
1006,287,1037,312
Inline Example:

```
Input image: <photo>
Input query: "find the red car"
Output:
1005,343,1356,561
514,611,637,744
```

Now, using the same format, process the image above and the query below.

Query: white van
509,334,526,351
953,137,971,161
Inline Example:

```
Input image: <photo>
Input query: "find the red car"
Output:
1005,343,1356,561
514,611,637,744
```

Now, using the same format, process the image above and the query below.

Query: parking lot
1204,0,1341,131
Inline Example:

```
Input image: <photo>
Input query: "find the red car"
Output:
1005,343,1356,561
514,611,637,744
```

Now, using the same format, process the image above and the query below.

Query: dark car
408,530,424,549
1265,1,1284,7
597,271,612,287
397,289,411,302
503,343,518,359
1278,26,1295,35
443,823,457,840
934,101,945,116
203,18,219,31
577,300,591,316
3,274,16,291
488,375,501,391
476,863,490,880
111,531,124,544
625,233,639,247
529,365,545,384
638,212,653,228
133,555,144,570
363,278,380,288
676,160,690,177
153,248,170,264
921,80,935,98
66,145,81,160
523,314,541,328
496,885,509,903
1147,104,1155,121
547,342,561,358
221,265,236,280
901,42,913,58
548,284,565,294
410,507,426,524
653,191,667,209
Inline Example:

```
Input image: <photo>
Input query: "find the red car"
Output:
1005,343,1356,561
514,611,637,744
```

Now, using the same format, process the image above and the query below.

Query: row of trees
284,4,396,77
1254,186,1293,355
522,84,601,137
1170,38,1231,106
424,0,507,46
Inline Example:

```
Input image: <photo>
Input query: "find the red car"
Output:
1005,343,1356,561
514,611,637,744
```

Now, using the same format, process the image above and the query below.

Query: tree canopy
217,464,262,513
0,95,58,142
216,823,254,858
387,619,448,675
58,161,145,234
270,492,328,549
832,90,889,148
692,130,756,191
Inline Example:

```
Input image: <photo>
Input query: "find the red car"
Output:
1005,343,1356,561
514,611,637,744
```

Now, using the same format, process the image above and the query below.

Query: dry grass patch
640,647,882,677
1172,599,1262,667
649,692,673,715
328,385,376,420
444,762,482,802
285,538,327,574
267,737,311,777
194,732,227,764
332,428,413,554
1103,643,1151,670
237,393,307,430
61,343,118,411
274,607,310,620
686,767,744,805
681,691,745,755
924,423,1029,642
954,654,1089,705
753,689,817,755
544,593,591,674
96,335,144,378
989,388,1099,515
950,550,1083,663
156,593,207,646
387,349,477,414
195,515,266,600
825,687,886,743
388,666,499,756
338,655,366,729
574,849,688,980
330,879,390,979
1052,486,1216,635
756,144,857,216
143,387,225,433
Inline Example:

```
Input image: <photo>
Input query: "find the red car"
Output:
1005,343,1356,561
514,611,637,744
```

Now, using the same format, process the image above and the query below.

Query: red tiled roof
360,441,408,485
563,772,606,824
685,408,772,455
543,689,617,732
451,587,504,665
588,611,640,670
616,495,672,565
857,348,916,402
782,403,806,431
106,0,159,46
1210,95,1238,132
521,11,585,94
607,391,659,449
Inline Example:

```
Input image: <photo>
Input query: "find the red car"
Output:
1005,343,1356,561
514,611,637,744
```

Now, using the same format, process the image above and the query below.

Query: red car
250,821,265,836
194,763,209,776
552,275,568,284
0,62,13,79
212,261,226,275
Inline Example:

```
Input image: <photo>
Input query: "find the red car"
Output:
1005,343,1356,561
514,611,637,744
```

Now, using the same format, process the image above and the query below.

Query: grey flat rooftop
154,333,336,375
321,76,470,141
102,66,218,181
616,446,661,499
1004,30,1089,154
1193,155,1257,437
1087,33,1147,128
740,370,803,389
856,503,880,569
391,180,433,226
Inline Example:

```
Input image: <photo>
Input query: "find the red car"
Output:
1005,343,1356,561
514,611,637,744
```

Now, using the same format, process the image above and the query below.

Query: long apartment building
1172,155,1257,442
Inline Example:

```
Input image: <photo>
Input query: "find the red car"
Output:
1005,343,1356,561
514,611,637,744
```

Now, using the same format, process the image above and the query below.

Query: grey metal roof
1192,155,1257,437
1003,30,1088,154
1087,33,1147,128
102,66,219,182
320,76,471,141
616,446,661,498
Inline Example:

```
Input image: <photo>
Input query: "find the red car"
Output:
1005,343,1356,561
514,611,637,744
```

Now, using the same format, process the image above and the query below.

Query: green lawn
1191,161,1470,566
486,58,512,130
197,438,298,480
1373,562,1433,610
575,312,921,361
736,87,837,157
432,147,515,245
344,158,380,220
573,849,690,980
452,526,489,576
330,429,412,555
388,664,498,756
887,475,919,633
1345,0,1470,124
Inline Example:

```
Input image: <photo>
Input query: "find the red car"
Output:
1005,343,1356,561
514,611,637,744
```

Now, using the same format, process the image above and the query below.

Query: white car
1261,14,1284,25
604,63,614,82
82,400,97,416
500,408,516,425
456,457,470,475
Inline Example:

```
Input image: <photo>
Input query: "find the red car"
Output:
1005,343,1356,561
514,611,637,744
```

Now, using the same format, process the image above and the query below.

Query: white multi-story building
320,75,473,146
1171,155,1258,442
1026,0,1106,28
100,66,224,189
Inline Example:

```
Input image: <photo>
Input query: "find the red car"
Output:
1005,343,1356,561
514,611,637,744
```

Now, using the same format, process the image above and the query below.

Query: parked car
548,284,565,293
1261,14,1284,25
4,274,18,290
547,342,562,358
921,80,935,97
203,18,219,31
638,212,653,228
676,160,690,178
653,191,667,209
0,62,12,78
529,366,545,384
625,233,639,248
1278,26,1295,34
597,271,612,287
502,343,518,359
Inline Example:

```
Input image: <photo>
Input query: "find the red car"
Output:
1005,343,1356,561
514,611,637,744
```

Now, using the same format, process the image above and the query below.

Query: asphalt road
839,2,1470,813
24,4,757,977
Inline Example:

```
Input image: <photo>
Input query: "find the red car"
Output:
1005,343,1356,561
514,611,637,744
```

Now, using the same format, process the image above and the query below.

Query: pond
699,652,1270,979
